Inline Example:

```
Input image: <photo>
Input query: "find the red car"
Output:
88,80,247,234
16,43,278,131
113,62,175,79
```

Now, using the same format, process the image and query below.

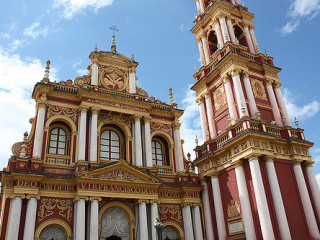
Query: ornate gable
79,160,161,184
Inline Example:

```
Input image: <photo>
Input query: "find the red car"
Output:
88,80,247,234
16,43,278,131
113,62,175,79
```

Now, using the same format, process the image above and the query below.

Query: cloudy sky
0,0,319,186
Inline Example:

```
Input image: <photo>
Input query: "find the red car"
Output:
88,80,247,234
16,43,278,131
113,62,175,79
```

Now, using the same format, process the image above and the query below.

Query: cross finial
109,25,119,52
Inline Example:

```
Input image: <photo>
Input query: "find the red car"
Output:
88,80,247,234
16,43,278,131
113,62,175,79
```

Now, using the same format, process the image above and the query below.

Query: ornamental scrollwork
213,85,227,111
158,204,183,224
227,199,241,219
47,105,78,122
150,122,172,135
38,198,73,223
99,113,131,127
251,78,268,101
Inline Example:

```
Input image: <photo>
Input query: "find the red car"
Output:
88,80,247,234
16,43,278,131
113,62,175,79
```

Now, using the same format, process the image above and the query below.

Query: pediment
79,160,161,184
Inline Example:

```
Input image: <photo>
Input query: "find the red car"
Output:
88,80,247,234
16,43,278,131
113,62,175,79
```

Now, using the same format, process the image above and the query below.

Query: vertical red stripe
0,198,11,240
18,199,27,240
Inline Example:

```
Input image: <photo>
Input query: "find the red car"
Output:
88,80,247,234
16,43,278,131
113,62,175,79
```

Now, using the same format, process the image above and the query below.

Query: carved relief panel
99,66,129,92
213,86,227,111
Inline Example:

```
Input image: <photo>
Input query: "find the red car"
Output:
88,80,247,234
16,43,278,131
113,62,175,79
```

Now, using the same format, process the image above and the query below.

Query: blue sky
0,0,319,186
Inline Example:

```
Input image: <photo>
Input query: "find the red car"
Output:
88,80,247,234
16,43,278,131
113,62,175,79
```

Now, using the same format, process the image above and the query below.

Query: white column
139,201,149,240
266,80,283,126
76,199,86,240
226,17,237,44
243,72,259,118
198,0,205,14
90,200,99,240
218,15,230,43
129,68,136,94
192,206,204,240
248,157,275,239
90,108,99,162
197,97,208,141
293,163,320,239
223,76,237,125
78,107,88,161
182,205,195,240
205,92,217,138
23,198,38,240
214,20,224,49
230,68,249,118
144,117,153,168
201,36,211,65
91,60,99,86
195,0,201,14
305,164,320,223
32,103,46,158
173,123,184,172
201,182,214,240
197,40,205,66
150,202,158,240
7,197,23,240
249,28,259,53
265,158,291,240
211,176,227,239
274,83,292,126
244,25,255,53
235,162,257,240
134,115,143,166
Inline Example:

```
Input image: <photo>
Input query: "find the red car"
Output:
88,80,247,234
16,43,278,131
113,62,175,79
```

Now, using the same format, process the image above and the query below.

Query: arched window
234,25,249,49
49,128,67,155
152,140,164,166
100,129,120,161
208,30,218,56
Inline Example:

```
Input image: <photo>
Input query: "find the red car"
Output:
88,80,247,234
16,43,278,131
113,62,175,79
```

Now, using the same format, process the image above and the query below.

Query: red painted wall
274,160,310,239
18,199,27,240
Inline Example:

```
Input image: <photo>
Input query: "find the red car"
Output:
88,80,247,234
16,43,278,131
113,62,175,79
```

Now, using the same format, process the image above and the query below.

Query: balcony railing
153,165,173,175
195,117,306,159
45,154,71,166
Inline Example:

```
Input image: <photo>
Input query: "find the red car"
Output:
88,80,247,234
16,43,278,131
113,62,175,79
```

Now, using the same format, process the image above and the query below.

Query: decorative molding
251,78,268,101
213,85,227,111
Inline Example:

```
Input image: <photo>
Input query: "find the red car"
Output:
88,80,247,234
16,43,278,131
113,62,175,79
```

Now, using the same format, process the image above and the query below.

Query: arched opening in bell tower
234,25,249,49
207,30,218,57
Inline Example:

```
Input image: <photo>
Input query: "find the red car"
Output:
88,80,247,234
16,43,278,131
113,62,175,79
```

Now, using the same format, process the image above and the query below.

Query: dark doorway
106,236,121,240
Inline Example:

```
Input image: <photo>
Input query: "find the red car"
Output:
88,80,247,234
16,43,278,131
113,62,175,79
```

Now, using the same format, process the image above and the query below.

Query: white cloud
281,21,300,35
72,61,82,68
180,87,203,161
53,0,114,19
281,0,320,34
0,49,57,170
180,23,185,31
283,88,320,121
0,33,11,39
76,68,88,75
8,39,29,52
23,21,48,39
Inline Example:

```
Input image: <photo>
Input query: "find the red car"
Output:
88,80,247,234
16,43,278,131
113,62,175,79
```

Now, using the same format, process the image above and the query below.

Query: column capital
150,199,160,204
303,161,315,167
222,74,230,83
242,70,250,79
247,154,260,161
264,156,275,162
91,107,100,115
266,78,274,86
213,18,220,25
217,12,226,19
204,91,211,99
37,100,47,109
181,203,192,208
91,57,99,64
273,82,282,88
229,67,240,77
133,114,142,121
10,194,25,199
79,105,89,113
196,96,204,105
137,199,149,204
243,22,250,29
129,67,137,74
89,197,102,202
226,14,232,20
74,196,89,202
143,115,152,123
172,122,181,130
233,160,244,167
26,194,40,200
209,173,219,178
291,160,302,166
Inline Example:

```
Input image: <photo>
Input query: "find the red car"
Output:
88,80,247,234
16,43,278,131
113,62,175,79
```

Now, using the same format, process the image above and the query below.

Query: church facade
1,0,320,240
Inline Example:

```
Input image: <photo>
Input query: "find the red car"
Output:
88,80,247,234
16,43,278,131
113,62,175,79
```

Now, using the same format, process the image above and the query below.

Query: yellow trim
34,218,72,240
151,130,174,145
99,201,135,240
45,115,77,132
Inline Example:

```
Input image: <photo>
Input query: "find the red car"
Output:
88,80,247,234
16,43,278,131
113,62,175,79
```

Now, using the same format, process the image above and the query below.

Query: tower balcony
193,42,275,83
194,117,309,162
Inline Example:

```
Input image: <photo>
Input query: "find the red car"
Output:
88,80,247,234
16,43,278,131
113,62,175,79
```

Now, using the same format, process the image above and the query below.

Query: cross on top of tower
109,25,119,52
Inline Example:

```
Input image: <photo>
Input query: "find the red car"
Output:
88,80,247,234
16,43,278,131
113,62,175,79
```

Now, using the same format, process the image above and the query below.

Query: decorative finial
257,111,261,120
109,25,119,52
295,117,300,128
265,49,269,57
131,54,135,61
94,44,98,52
42,60,50,83
194,65,198,72
227,115,232,126
169,88,174,105
195,136,199,146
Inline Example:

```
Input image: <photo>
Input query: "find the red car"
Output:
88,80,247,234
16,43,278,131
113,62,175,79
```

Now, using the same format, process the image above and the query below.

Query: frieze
47,105,78,123
78,183,158,195
44,168,73,175
150,122,172,135
89,168,141,182
39,183,76,192
85,98,148,113
98,113,131,126
38,198,73,223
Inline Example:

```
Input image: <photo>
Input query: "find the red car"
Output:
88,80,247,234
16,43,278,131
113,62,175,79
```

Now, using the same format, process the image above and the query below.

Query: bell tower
192,1,320,240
